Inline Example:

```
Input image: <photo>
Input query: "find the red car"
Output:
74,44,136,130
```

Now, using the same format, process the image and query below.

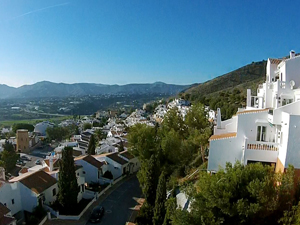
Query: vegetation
128,103,212,224
58,147,79,212
182,61,266,120
103,170,113,180
46,125,76,142
153,172,167,225
83,123,92,130
87,134,96,155
170,163,300,225
0,141,19,172
12,123,34,133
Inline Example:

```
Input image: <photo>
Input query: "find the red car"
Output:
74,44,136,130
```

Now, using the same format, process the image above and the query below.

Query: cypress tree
153,171,167,225
87,134,96,155
58,147,79,212
143,155,159,207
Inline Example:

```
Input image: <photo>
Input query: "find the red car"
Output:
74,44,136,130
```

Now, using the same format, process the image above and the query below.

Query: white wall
244,149,278,163
285,57,300,86
75,159,99,184
104,157,124,179
19,183,38,212
0,182,22,215
208,136,243,172
284,114,300,169
42,183,58,206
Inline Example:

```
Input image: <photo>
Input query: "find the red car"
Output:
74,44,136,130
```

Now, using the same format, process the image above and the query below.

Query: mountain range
0,81,190,99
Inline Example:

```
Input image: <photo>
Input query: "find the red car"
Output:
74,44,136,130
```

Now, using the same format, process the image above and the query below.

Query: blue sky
0,0,299,87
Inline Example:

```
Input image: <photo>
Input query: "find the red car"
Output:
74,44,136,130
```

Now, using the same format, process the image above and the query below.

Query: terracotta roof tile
0,203,10,218
75,155,105,169
209,132,237,141
13,171,57,194
236,108,268,115
269,58,283,64
19,167,28,174
0,216,15,225
119,150,134,160
106,153,128,165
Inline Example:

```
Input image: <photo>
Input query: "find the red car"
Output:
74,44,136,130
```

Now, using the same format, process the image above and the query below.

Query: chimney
290,50,295,59
49,155,53,172
217,108,222,129
246,89,251,108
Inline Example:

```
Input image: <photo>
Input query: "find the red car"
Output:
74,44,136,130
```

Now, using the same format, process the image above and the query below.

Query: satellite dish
290,80,295,89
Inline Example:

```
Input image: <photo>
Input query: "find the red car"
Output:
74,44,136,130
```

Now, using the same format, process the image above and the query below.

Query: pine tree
58,147,79,212
0,141,18,172
87,134,96,155
153,171,167,225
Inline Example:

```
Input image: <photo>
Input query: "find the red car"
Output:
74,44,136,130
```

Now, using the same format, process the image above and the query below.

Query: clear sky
0,0,300,87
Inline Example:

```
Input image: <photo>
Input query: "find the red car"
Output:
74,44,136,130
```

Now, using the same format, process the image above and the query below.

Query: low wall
57,198,95,220
38,216,48,225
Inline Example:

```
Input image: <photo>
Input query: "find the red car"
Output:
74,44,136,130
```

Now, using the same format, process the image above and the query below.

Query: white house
119,150,140,174
94,152,129,180
74,155,107,184
9,170,58,212
208,50,300,174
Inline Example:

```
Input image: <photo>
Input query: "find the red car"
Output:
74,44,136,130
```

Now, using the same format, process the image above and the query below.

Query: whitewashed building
208,51,300,173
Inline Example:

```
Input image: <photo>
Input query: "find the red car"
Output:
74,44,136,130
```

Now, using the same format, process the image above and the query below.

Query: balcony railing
246,142,278,151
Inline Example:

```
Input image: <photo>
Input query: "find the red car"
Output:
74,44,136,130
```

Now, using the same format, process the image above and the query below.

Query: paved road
86,176,142,225
45,175,142,225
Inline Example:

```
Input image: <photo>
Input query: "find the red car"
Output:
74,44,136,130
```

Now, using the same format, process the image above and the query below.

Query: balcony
242,140,278,164
246,142,278,151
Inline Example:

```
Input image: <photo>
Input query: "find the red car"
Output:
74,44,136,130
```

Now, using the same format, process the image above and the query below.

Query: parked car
20,155,31,161
89,206,104,223
16,160,25,166
35,159,42,165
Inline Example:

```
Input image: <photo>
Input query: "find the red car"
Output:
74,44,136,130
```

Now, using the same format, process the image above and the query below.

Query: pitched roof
119,150,135,160
0,216,15,225
19,167,28,174
44,158,60,168
106,153,128,165
209,132,237,141
13,170,57,194
0,203,10,217
75,155,105,169
269,58,283,64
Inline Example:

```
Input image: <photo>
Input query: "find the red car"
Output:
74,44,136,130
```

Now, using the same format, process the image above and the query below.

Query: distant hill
0,81,190,99
183,61,267,100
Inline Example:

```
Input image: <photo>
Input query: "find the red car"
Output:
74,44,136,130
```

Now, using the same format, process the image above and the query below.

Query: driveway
45,175,142,225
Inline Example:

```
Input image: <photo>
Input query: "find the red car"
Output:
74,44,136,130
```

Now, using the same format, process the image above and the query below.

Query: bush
103,170,113,179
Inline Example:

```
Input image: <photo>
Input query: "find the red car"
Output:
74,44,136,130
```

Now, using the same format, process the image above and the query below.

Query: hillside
0,81,189,99
183,60,267,100
182,60,267,120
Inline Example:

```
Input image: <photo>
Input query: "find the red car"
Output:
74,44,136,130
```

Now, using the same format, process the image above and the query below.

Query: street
45,175,142,225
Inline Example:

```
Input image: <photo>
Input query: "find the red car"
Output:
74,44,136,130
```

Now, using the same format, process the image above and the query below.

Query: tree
128,123,158,161
12,123,34,133
58,147,79,212
153,172,167,225
83,123,92,130
187,162,300,225
46,126,69,142
118,140,124,152
87,134,96,155
139,155,159,208
94,129,107,142
103,170,113,179
163,197,177,225
0,141,18,172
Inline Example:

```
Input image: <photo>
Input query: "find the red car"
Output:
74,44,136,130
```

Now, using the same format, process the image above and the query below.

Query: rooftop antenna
290,80,295,89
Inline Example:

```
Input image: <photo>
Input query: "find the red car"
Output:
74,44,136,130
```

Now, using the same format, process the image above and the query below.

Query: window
11,199,14,205
52,188,56,196
4,203,6,207
256,126,267,142
83,171,86,174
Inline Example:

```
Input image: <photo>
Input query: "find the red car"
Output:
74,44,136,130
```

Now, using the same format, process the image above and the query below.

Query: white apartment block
208,50,300,173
